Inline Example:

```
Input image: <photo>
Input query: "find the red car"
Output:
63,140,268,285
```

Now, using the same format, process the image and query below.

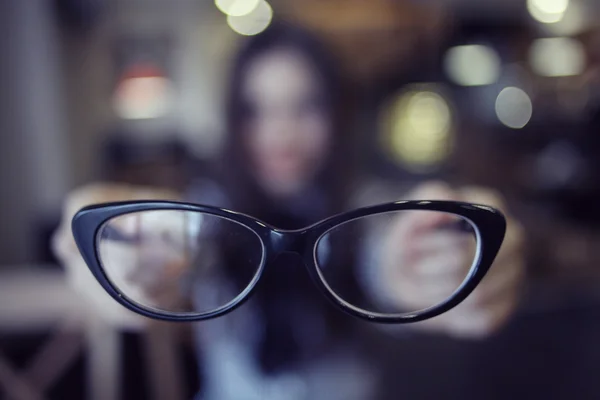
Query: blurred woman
53,23,524,400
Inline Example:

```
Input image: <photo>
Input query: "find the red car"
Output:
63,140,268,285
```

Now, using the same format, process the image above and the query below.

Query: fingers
392,181,464,240
438,260,522,338
458,185,525,253
394,233,523,311
100,239,189,305
406,181,457,201
387,211,462,250
382,230,476,310
383,207,478,308
52,183,182,263
499,218,525,262
388,181,465,248
64,183,180,222
382,183,525,338
464,253,524,308
408,240,523,338
391,254,472,305
456,184,526,304
51,226,80,264
414,212,460,233
458,186,506,207
423,290,519,339
412,249,472,278
389,247,522,312
408,231,473,258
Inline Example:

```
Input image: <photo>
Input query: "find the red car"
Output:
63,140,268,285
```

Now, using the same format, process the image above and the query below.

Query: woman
53,23,524,399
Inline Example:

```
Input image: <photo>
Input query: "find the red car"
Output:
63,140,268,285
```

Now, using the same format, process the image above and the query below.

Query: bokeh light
227,0,272,36
444,44,501,86
543,0,587,35
527,0,570,23
215,0,260,17
382,89,453,171
495,87,533,129
529,37,586,77
113,66,175,120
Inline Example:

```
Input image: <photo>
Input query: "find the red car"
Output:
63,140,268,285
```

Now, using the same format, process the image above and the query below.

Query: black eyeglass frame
72,200,506,324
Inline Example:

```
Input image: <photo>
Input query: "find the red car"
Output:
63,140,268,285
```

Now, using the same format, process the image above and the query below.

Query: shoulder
184,178,232,209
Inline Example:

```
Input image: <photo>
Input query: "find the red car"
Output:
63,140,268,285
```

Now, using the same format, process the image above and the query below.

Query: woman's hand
380,181,525,339
51,182,184,316
52,182,180,267
97,209,197,310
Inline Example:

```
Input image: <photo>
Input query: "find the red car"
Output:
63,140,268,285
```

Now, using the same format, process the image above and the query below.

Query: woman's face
241,48,333,197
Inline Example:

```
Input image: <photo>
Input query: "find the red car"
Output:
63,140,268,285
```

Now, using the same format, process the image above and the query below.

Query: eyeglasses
72,200,505,323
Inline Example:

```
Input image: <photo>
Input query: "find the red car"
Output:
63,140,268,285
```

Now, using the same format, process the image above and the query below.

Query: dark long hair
214,22,363,374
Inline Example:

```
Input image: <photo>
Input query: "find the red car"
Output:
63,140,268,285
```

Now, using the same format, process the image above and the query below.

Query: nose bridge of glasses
268,229,308,254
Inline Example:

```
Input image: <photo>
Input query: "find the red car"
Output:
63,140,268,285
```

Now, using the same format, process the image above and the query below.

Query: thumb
405,181,457,201
402,181,461,233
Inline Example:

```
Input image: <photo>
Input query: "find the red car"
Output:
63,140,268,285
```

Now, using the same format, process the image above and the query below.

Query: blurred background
1,0,600,399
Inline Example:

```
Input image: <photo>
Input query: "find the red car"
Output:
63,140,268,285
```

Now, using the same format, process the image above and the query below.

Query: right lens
315,210,478,315
97,210,264,315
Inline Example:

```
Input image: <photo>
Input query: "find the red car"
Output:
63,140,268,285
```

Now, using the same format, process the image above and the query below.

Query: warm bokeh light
527,0,569,23
113,77,174,120
215,0,260,17
444,44,501,86
227,0,272,36
495,87,533,129
383,89,453,171
529,37,585,77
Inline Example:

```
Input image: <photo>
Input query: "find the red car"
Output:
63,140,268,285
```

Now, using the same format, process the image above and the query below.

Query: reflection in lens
97,210,263,315
315,210,478,315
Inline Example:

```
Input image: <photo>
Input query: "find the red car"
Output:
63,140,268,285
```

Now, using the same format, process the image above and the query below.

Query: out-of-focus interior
1,0,600,399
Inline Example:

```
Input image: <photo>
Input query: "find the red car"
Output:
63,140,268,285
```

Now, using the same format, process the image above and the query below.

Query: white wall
0,0,235,265
0,0,70,265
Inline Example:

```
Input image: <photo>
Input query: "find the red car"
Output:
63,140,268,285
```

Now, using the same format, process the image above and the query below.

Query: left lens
314,210,478,315
97,210,264,316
